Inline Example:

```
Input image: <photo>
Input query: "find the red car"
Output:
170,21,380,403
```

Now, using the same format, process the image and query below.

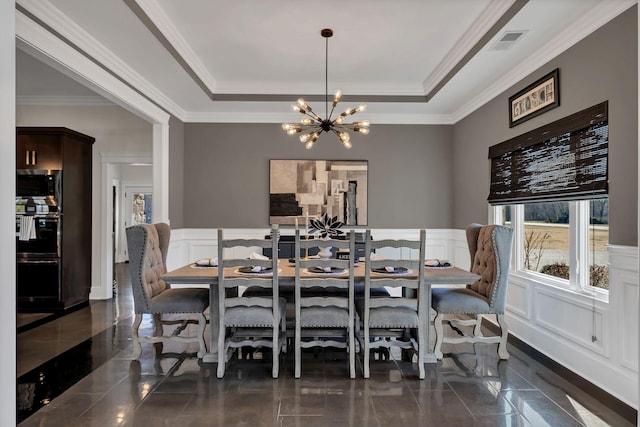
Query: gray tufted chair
126,223,209,359
431,223,513,360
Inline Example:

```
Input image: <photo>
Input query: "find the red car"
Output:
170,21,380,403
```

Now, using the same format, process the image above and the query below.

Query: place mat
237,266,274,275
191,264,217,269
306,266,347,275
371,267,411,275
425,264,453,269
425,259,451,268
194,258,217,267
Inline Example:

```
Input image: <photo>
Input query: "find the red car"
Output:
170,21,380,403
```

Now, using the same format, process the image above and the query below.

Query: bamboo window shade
488,101,608,205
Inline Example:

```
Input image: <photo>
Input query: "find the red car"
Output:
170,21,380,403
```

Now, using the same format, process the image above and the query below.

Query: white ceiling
15,0,636,124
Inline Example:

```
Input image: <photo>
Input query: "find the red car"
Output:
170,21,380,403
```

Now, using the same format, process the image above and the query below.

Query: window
523,201,570,279
589,199,609,289
493,199,609,292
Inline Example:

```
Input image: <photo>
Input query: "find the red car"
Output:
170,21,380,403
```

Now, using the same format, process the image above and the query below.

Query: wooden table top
162,261,480,285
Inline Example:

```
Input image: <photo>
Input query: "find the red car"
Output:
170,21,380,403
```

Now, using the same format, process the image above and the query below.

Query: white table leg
202,284,219,363
424,281,438,364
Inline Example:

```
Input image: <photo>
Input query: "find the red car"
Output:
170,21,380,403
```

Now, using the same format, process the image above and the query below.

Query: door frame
95,152,152,300
120,184,152,262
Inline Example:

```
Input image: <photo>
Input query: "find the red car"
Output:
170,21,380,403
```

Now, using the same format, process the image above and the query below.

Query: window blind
488,101,608,205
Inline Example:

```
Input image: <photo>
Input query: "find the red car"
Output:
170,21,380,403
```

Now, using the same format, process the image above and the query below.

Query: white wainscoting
166,228,638,408
504,245,638,408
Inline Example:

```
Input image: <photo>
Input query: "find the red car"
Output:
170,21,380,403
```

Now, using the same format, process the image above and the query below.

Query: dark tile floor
17,264,635,426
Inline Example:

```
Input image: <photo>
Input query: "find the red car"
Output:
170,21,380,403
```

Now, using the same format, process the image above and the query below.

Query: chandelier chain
325,34,329,120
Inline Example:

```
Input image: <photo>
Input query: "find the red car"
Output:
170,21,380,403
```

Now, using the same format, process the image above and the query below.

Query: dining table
161,260,480,364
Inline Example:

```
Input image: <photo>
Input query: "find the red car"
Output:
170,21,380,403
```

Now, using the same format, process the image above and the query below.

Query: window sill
510,270,609,304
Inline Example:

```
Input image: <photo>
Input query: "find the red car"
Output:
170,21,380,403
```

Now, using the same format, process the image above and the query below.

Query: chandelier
281,28,369,149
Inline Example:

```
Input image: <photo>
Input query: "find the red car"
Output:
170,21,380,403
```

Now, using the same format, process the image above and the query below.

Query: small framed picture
509,68,560,127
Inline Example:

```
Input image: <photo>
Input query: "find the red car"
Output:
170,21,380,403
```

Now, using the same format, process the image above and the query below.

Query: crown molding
214,81,426,97
183,110,455,125
16,0,186,121
101,152,152,165
16,10,170,125
422,0,521,95
131,0,217,96
17,95,113,107
451,0,637,123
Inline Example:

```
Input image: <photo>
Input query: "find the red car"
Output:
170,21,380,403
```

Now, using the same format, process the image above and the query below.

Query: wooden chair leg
132,313,143,359
433,312,444,360
281,316,287,354
417,323,425,380
349,324,355,379
272,323,279,379
217,322,226,379
294,323,301,379
363,326,370,379
152,313,163,336
197,313,207,359
496,314,510,359
473,314,483,337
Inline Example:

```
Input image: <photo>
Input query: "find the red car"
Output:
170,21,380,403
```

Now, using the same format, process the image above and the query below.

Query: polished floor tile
17,264,636,427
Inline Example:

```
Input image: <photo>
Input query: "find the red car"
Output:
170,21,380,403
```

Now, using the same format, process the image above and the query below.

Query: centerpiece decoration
308,213,344,259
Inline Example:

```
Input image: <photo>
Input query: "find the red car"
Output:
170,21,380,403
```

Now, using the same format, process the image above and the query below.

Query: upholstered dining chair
356,229,426,379
431,223,513,360
126,223,209,359
216,228,287,379
294,229,357,378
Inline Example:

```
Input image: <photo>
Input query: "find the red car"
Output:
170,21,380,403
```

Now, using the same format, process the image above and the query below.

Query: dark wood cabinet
16,133,63,169
16,127,95,312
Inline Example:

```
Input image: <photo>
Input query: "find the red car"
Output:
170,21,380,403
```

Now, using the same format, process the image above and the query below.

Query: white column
1,2,16,425
153,122,170,224
637,5,640,425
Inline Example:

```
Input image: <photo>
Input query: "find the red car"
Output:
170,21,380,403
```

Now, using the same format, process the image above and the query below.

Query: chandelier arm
300,110,322,121
332,123,356,130
328,103,337,121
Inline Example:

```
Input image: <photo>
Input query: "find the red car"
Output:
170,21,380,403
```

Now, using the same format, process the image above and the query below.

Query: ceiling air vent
490,31,527,51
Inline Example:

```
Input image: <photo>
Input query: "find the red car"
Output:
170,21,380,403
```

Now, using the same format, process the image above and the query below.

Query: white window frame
490,200,609,303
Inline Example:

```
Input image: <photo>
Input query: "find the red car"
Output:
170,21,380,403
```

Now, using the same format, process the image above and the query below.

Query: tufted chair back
126,223,171,313
465,223,513,313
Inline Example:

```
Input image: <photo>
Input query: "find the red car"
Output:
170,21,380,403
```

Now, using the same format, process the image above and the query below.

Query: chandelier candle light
281,28,370,149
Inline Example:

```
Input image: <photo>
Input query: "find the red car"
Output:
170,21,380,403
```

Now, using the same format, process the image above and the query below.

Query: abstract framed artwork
269,160,368,226
509,68,560,127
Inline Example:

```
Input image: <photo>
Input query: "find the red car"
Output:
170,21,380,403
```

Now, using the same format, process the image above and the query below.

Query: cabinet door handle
25,150,36,165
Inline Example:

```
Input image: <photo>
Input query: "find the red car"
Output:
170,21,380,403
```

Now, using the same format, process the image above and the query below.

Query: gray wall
169,116,185,228
452,5,638,246
183,123,454,229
